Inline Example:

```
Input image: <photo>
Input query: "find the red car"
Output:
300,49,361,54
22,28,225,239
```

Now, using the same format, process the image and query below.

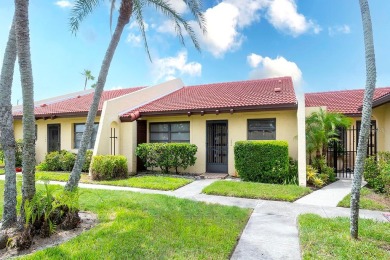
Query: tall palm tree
305,108,352,163
0,18,18,228
81,69,95,90
14,0,36,211
65,0,206,190
350,0,376,239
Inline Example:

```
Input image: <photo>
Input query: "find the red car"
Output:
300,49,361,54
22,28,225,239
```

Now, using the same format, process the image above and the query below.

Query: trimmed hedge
136,143,197,174
38,150,93,172
91,155,128,180
234,140,289,184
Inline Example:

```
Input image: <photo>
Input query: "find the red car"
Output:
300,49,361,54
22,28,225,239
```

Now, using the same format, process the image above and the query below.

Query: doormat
384,213,390,222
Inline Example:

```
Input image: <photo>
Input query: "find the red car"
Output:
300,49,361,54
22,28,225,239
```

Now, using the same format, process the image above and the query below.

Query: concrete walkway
294,180,363,207
1,176,387,260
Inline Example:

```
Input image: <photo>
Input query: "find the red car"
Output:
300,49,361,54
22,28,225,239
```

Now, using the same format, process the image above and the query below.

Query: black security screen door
206,121,228,173
47,124,61,153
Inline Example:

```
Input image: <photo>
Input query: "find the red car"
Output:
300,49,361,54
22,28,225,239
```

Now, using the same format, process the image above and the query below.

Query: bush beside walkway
202,180,311,202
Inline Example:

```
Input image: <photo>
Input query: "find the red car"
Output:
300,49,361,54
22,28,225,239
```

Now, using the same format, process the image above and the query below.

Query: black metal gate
206,121,228,173
327,121,377,178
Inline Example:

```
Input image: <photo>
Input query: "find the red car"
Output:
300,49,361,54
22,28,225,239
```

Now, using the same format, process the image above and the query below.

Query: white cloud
266,0,321,37
247,54,302,86
247,53,263,68
129,20,149,32
156,0,320,57
55,0,73,8
126,33,142,46
111,86,124,90
166,0,188,14
328,24,351,36
152,51,202,82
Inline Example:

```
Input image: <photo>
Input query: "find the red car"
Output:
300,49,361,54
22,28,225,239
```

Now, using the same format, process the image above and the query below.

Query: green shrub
0,144,4,163
15,139,23,167
364,152,390,195
82,150,93,172
380,163,390,197
45,151,63,171
136,143,197,174
41,150,91,172
61,151,76,171
284,158,298,185
91,155,128,180
311,156,336,183
234,141,289,184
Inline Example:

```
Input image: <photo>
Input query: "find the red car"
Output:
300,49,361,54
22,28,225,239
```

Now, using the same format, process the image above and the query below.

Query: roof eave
13,111,102,120
120,103,298,122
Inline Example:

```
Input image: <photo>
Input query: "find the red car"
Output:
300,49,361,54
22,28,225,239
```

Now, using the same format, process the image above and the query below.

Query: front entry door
47,124,61,153
206,121,228,173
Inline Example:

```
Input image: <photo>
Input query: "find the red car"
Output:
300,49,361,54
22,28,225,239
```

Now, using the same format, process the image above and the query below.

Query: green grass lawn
33,171,192,191
0,168,4,175
202,180,311,202
298,214,390,259
0,180,250,259
338,187,390,211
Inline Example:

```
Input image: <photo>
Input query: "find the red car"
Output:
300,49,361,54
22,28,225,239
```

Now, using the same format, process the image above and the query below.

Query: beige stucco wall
93,79,185,172
13,116,100,164
139,109,298,175
372,103,390,152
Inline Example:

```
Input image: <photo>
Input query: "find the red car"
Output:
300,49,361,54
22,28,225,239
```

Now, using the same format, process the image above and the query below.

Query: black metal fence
326,123,377,179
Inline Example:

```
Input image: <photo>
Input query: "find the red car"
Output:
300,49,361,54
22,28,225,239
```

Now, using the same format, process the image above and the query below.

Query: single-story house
12,77,304,180
11,75,390,185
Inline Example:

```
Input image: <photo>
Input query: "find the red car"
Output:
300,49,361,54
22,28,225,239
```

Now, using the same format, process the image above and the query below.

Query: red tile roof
120,77,297,120
305,87,390,115
13,87,144,118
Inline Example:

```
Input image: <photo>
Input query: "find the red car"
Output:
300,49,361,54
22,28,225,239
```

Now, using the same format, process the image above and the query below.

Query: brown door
136,120,147,172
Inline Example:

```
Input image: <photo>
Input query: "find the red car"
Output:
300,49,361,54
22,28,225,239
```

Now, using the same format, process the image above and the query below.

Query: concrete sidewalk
294,180,357,207
1,176,387,260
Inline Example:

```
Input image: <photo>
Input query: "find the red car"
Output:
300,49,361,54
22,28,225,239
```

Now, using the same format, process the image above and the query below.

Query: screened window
248,119,276,140
150,122,190,143
74,123,99,149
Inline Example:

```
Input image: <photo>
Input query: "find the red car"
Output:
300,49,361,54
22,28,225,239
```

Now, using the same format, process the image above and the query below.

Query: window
248,119,276,140
74,123,99,149
150,122,190,143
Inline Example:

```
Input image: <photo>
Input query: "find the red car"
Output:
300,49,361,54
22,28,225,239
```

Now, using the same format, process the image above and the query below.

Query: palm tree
81,69,95,90
350,0,376,239
65,0,206,190
306,108,352,163
14,0,36,212
0,18,18,228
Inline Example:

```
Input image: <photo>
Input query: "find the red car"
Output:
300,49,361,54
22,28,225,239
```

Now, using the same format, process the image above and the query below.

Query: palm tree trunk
350,0,376,239
65,1,133,190
14,0,36,212
0,18,18,229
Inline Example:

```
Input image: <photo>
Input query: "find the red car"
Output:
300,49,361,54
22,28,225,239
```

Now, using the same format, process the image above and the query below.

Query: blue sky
1,0,390,104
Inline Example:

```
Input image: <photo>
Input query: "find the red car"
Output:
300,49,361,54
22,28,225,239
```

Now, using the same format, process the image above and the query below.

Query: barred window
247,119,276,140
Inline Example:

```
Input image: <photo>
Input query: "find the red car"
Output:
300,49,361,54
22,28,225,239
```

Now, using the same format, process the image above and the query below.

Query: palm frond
145,0,205,52
183,0,206,34
133,0,152,61
70,0,102,35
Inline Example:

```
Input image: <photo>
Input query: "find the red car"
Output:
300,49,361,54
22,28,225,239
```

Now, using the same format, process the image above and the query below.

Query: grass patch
0,168,4,175
33,172,192,191
298,214,390,259
202,180,311,202
338,187,390,211
92,176,192,191
0,180,250,259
